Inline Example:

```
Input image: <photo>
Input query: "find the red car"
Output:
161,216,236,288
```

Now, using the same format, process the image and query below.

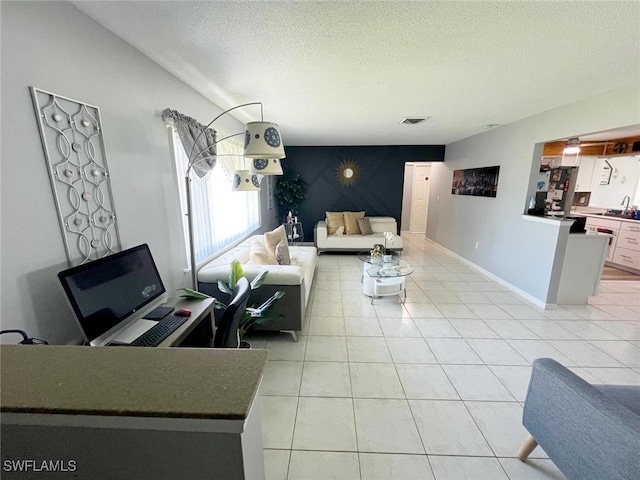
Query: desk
155,297,215,347
1,346,267,479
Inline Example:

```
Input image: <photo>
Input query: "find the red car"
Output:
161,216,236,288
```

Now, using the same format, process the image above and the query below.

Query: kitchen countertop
571,212,640,223
0,345,268,420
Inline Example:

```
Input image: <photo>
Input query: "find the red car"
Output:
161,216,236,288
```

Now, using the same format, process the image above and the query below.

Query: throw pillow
275,239,291,266
344,211,365,235
326,211,345,235
249,238,279,265
264,224,287,254
357,217,373,235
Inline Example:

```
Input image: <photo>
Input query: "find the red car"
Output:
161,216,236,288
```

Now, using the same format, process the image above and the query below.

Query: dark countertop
571,211,640,223
0,345,268,420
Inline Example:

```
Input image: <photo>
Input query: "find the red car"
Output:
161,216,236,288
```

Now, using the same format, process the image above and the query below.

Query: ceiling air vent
399,117,431,125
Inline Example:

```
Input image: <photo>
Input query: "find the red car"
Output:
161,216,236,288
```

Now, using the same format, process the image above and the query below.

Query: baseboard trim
427,239,553,310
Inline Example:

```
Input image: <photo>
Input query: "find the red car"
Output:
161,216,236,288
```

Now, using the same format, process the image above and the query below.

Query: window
169,127,260,268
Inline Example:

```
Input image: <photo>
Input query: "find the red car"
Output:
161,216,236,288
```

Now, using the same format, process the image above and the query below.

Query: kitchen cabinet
613,222,640,270
575,157,597,192
583,216,640,270
585,217,619,262
547,156,580,168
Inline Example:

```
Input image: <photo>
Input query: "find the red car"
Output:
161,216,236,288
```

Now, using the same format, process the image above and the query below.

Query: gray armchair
519,358,640,480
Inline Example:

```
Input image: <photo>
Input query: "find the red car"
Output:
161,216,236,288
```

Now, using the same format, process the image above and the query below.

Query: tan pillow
275,239,291,265
264,224,287,254
249,238,279,265
325,211,345,235
344,211,365,235
357,217,373,235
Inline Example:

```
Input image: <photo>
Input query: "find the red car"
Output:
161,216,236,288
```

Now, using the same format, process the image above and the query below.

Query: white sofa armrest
315,220,329,249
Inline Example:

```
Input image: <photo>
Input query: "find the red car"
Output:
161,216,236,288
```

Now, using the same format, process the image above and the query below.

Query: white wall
0,1,276,344
427,84,639,304
589,156,640,209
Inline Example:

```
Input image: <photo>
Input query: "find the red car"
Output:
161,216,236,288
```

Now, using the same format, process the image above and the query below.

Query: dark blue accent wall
278,145,445,241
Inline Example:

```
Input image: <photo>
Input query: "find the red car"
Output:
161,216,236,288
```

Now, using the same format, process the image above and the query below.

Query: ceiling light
563,137,581,154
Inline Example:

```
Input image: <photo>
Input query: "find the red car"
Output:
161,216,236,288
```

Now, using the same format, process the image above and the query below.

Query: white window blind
169,127,260,269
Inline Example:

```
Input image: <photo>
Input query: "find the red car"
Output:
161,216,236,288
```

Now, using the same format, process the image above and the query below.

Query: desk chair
213,277,250,348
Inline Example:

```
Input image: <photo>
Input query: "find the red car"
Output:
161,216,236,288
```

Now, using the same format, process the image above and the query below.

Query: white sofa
314,217,403,252
197,235,317,340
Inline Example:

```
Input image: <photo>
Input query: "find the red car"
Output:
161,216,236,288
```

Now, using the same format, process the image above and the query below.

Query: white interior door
409,163,431,233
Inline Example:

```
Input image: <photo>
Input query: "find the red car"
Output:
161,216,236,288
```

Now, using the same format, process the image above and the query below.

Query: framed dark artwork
451,166,500,197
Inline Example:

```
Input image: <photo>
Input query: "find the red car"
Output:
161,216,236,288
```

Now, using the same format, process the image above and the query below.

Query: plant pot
239,341,251,349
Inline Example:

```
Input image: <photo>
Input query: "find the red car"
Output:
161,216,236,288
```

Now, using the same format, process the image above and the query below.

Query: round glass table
357,252,414,304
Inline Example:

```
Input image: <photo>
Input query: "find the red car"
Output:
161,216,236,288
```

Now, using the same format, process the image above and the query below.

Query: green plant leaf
250,270,269,290
177,288,211,299
213,298,228,309
229,260,244,288
217,280,233,295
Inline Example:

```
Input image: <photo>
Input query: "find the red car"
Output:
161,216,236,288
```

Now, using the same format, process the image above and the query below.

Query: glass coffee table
357,252,414,304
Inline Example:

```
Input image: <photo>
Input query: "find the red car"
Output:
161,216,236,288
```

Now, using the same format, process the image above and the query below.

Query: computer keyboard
130,314,188,347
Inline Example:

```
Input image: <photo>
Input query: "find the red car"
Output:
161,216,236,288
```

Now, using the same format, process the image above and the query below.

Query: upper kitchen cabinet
575,156,597,192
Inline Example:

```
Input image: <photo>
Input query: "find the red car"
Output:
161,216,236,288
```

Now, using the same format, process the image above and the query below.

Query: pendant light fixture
563,137,580,154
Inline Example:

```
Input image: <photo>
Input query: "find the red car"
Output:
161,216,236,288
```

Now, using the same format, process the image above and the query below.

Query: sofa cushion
264,224,287,254
357,217,373,235
326,211,345,235
344,211,365,235
249,238,279,265
275,239,291,266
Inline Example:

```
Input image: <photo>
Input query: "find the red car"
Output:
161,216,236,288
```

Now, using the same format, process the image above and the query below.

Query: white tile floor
250,234,640,480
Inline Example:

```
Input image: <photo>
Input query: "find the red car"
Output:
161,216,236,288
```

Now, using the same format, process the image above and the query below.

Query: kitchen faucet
620,195,631,214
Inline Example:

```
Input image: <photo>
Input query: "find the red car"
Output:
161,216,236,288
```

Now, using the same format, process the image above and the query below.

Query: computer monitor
58,244,167,346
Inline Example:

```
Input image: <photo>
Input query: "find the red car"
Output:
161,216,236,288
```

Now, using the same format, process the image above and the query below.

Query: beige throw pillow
275,239,291,265
344,211,365,235
325,211,345,235
249,238,279,265
357,217,373,235
264,224,287,254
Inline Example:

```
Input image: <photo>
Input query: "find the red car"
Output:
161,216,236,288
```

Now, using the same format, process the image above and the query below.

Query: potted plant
275,168,307,222
216,260,285,348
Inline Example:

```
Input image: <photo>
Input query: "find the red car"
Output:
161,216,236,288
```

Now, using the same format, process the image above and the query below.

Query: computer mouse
175,308,191,317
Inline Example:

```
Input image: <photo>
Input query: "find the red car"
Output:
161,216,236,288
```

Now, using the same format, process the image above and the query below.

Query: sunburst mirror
336,159,360,187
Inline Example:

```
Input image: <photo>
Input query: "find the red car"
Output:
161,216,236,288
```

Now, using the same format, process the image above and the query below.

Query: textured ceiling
72,1,640,146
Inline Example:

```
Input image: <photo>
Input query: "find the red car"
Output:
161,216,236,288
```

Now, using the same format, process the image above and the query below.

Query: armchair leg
517,433,538,462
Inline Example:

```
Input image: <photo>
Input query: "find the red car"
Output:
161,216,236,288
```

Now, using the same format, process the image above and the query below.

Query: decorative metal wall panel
31,87,121,266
